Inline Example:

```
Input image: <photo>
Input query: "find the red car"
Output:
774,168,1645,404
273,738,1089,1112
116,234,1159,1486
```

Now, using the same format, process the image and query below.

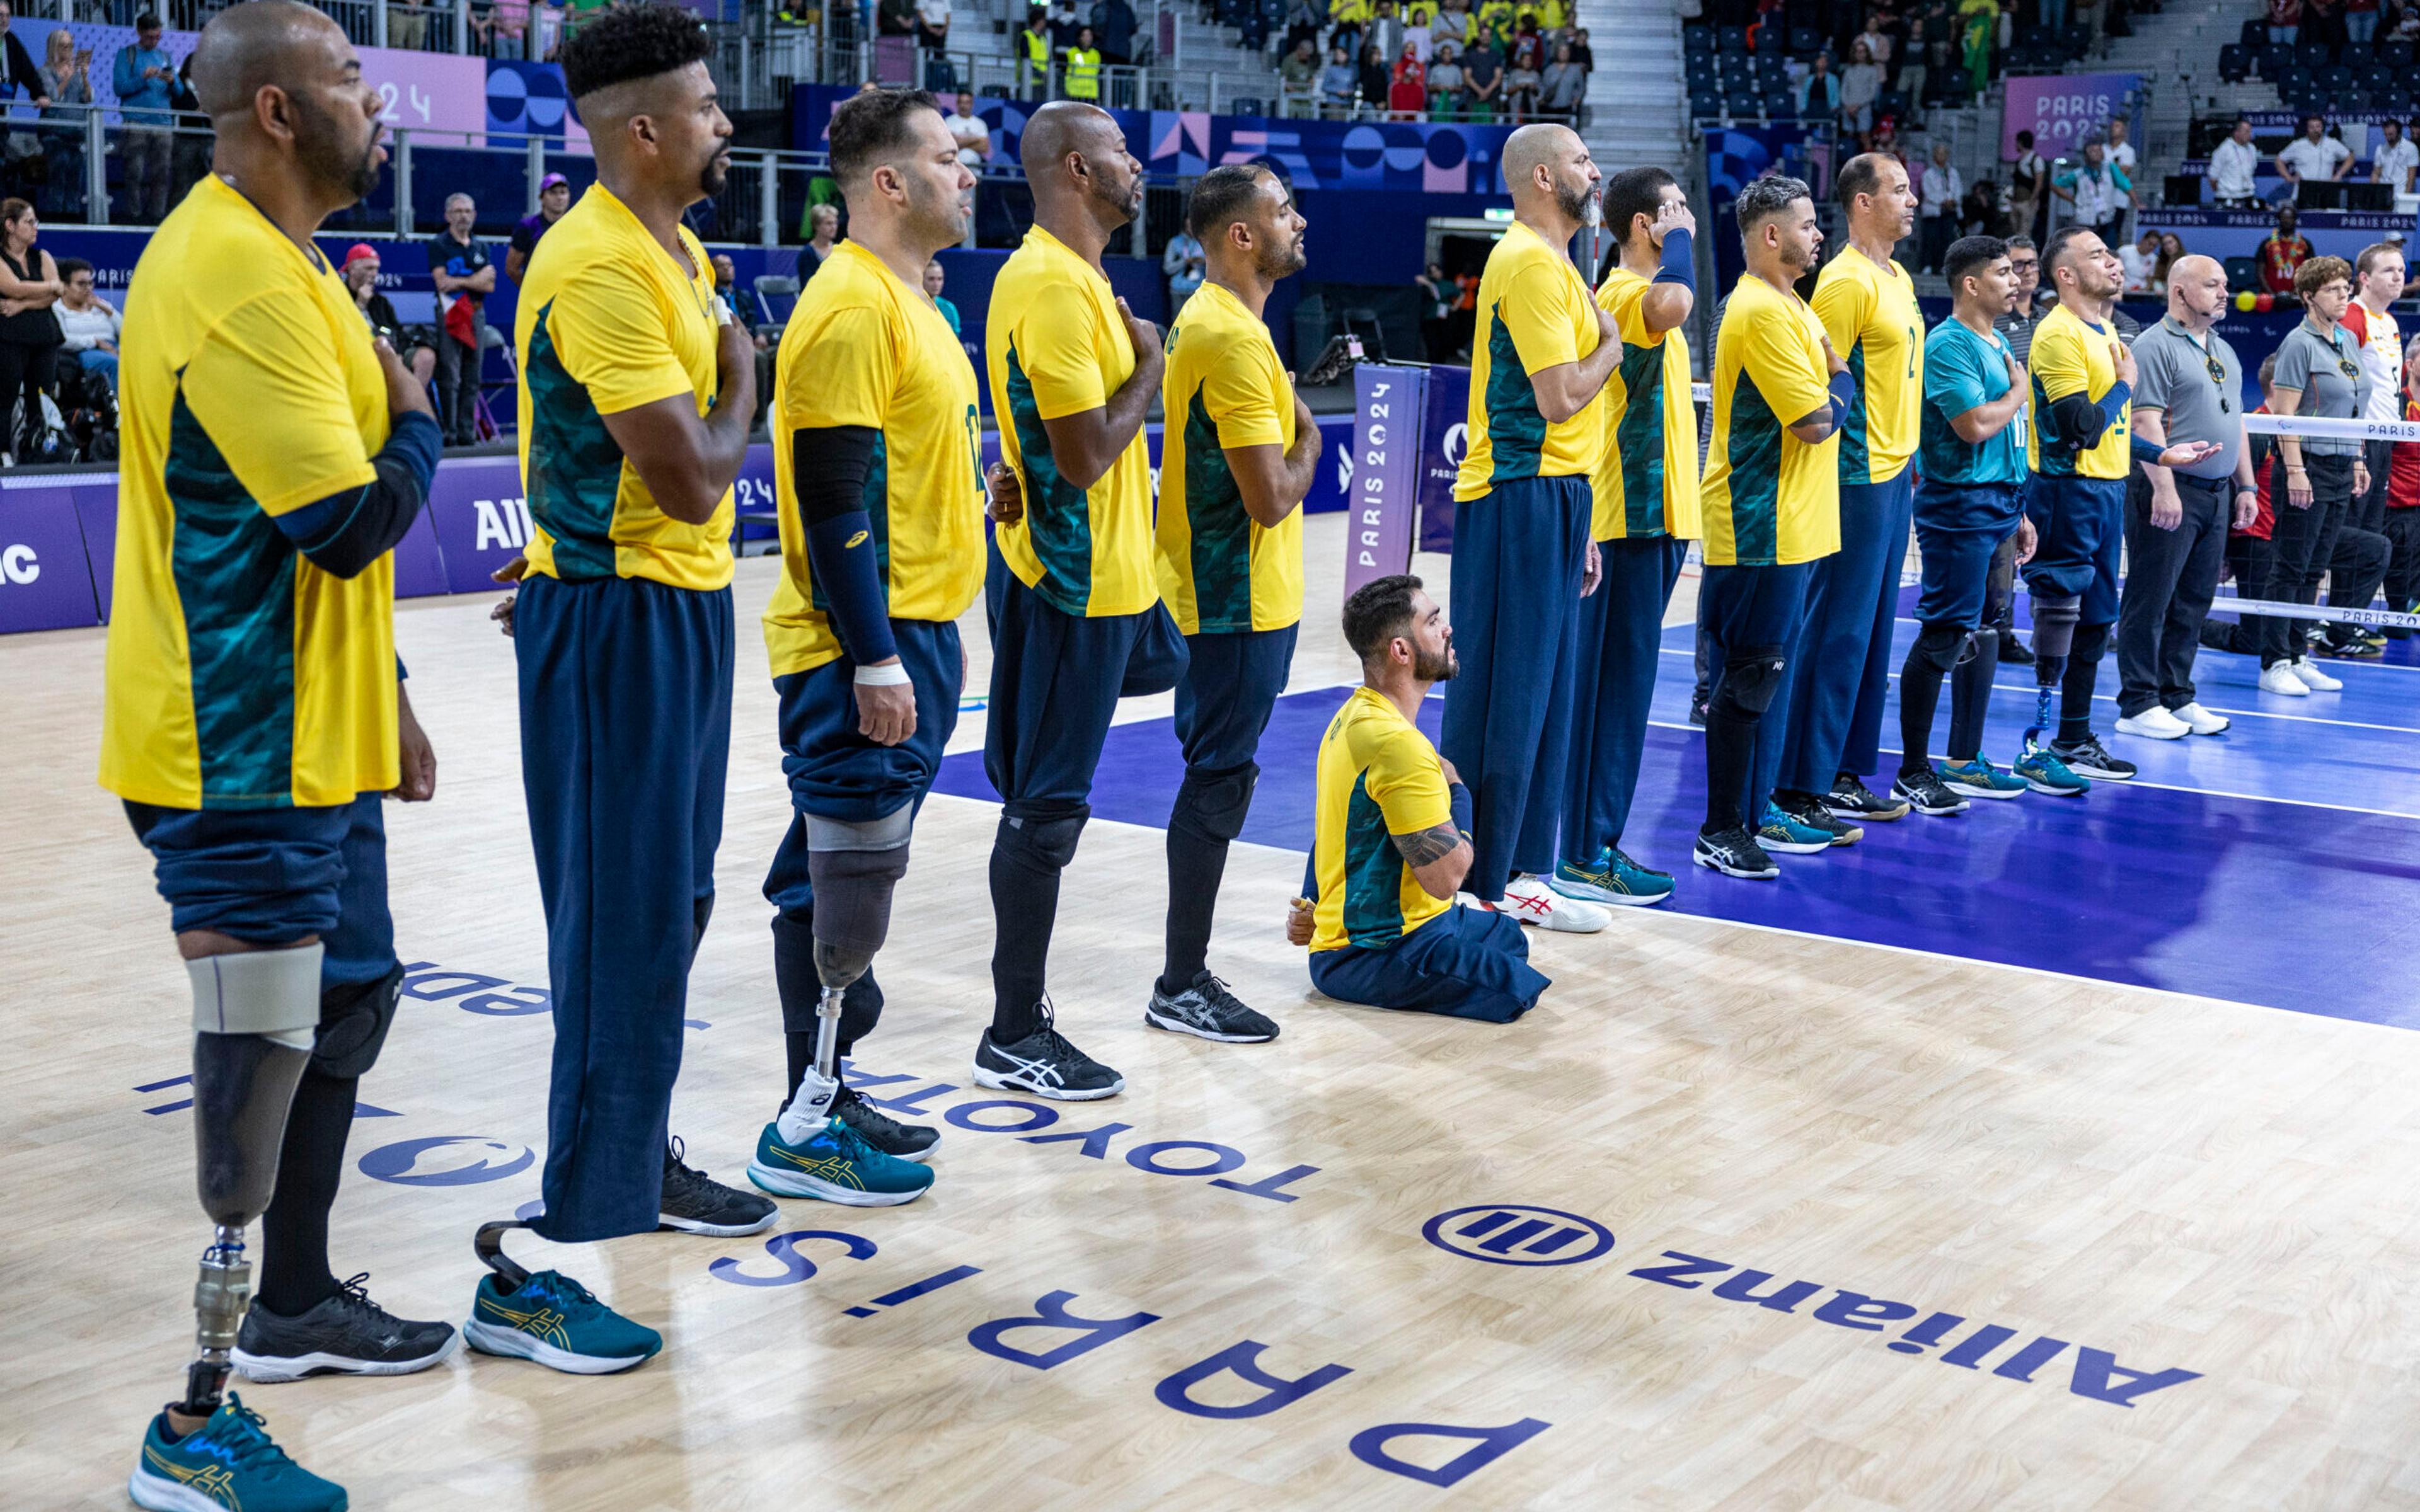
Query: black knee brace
309,963,403,1080
1170,762,1259,845
2031,594,2082,662
1907,622,1971,675
999,799,1090,871
1709,645,1786,720
2069,620,2111,665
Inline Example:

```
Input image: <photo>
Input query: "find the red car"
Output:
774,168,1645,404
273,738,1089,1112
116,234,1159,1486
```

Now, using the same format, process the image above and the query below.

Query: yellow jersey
515,183,733,591
1701,273,1841,566
1811,246,1923,485
100,175,398,810
1310,687,1455,953
986,225,1158,617
1593,266,1702,541
2027,301,2130,480
763,243,984,679
1453,219,1604,501
1155,282,1303,635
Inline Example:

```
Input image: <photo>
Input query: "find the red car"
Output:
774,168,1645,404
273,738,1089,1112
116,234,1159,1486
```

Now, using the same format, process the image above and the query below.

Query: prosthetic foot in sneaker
130,1394,345,1512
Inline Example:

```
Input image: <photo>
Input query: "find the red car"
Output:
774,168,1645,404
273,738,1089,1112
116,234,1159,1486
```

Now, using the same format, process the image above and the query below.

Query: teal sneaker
1941,757,2029,800
747,1117,935,1206
464,1269,661,1375
1548,847,1675,906
130,1394,345,1512
1756,801,1834,855
2012,745,2091,797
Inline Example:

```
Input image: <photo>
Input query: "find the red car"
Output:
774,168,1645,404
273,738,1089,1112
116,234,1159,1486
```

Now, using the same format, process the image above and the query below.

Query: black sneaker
832,1079,940,1164
659,1137,778,1236
1824,772,1910,822
1777,791,1862,845
1998,629,2035,666
1146,971,1281,1043
1688,692,1710,727
233,1273,458,1382
974,1002,1126,1101
1890,767,1970,816
1692,825,1780,879
2049,732,2137,781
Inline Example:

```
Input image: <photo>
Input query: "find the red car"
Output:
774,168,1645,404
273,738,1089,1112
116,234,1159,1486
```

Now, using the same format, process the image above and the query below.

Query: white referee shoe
2170,701,2230,735
2258,663,2311,697
2290,656,2344,691
2114,706,2191,740
1492,874,1611,934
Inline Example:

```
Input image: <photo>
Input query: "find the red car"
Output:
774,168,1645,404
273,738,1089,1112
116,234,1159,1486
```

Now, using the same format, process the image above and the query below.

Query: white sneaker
2290,656,2343,691
2113,706,2191,740
2259,663,2312,697
2170,701,2230,735
1495,874,1610,934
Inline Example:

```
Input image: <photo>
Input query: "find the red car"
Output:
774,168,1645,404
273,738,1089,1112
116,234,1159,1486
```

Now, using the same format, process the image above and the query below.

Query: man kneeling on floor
1288,574,1550,1022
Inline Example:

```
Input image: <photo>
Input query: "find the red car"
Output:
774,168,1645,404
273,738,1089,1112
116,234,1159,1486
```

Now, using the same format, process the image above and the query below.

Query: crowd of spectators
1259,0,1591,122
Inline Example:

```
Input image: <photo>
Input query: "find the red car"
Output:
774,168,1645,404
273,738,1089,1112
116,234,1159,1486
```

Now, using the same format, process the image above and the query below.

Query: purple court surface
935,621,2420,1029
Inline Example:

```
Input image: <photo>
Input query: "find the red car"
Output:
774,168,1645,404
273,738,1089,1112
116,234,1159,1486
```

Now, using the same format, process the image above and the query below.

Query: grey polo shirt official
2130,316,2245,481
2272,319,2373,457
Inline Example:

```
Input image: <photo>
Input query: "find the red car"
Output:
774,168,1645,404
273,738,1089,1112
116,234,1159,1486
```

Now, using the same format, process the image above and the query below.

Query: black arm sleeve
791,424,898,666
272,411,442,580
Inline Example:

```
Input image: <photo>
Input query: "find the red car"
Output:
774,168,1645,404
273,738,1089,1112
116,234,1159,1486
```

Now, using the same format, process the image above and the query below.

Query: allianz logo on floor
1422,1204,2203,1411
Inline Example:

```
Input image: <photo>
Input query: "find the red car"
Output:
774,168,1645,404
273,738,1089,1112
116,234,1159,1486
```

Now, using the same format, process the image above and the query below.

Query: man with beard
750,88,979,1205
979,100,1186,1099
107,5,450,1508
1693,175,1847,879
1291,574,1549,1022
472,1,771,1376
1768,152,1925,845
1439,122,1618,934
1147,163,1320,1043
1990,232,2046,667
2017,226,2218,793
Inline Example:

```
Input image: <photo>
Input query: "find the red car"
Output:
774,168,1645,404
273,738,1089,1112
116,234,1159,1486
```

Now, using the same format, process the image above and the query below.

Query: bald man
978,100,1187,1099
1439,122,1620,932
107,4,449,1507
2113,253,2258,739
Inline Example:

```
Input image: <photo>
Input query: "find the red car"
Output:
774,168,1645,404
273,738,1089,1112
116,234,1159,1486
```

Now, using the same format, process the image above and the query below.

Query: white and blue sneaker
1549,847,1675,907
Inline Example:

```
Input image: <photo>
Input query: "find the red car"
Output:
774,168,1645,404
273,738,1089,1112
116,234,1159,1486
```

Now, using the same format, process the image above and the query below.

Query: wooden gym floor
6,512,2420,1510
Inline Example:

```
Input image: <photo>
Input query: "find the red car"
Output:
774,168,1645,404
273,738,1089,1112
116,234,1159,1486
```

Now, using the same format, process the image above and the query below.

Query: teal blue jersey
1919,316,2028,488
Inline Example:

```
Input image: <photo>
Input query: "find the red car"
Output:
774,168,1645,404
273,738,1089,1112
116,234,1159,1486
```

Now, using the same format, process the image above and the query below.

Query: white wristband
853,661,911,687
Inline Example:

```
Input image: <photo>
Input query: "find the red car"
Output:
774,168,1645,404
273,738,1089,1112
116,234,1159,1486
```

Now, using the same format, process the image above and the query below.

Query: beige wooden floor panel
5,515,2419,1509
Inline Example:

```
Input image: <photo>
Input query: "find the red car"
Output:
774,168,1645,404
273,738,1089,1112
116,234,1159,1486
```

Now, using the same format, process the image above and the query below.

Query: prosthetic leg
2023,593,2082,752
180,944,323,1418
776,808,913,1145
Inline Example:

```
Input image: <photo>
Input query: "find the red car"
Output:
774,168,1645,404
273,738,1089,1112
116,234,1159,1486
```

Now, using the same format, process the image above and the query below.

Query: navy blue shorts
1175,624,1299,772
2024,474,2126,625
1308,905,1548,1024
763,619,963,917
1915,481,2025,629
125,793,396,985
1699,559,1816,653
984,571,1190,808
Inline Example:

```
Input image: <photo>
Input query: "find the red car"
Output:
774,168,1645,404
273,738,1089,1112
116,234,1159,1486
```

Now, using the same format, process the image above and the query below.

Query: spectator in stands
342,246,437,394
52,258,115,395
2309,0,2347,47
1388,40,1427,115
1540,41,1584,123
2375,118,2417,194
923,258,963,336
2118,227,2158,294
2051,137,2130,240
426,192,496,447
479,0,532,60
2210,117,2261,210
1426,40,1465,117
1368,0,1407,67
1567,26,1591,69
2393,0,2420,41
1163,223,1206,311
1896,14,1930,109
2269,0,2302,43
2104,115,2137,231
2260,203,2315,292
945,90,989,174
1357,41,1392,108
1957,0,1995,95
2277,115,2353,198
0,0,44,134
1919,142,1961,272
1461,29,1502,117
916,0,954,52
1020,8,1053,93
2007,128,2045,240
0,198,60,463
1433,0,1475,50
1283,37,1323,103
112,14,173,225
389,0,429,50
2351,0,2383,44
505,171,571,284
1799,49,1840,121
1330,0,1370,54
879,0,918,35
2152,231,2186,294
1286,0,1327,54
1093,0,1137,61
1416,258,1453,360
1856,9,1893,71
802,202,841,281
1504,18,1543,117
36,29,89,220
1322,43,1362,113
1046,0,1082,49
1063,25,1103,99
1840,38,1882,138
